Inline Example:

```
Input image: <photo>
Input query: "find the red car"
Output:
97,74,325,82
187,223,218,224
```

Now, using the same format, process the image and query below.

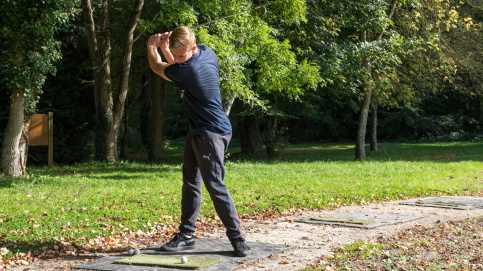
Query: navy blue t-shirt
164,44,232,135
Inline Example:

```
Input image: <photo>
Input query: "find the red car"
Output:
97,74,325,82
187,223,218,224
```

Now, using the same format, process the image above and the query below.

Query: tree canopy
0,0,482,172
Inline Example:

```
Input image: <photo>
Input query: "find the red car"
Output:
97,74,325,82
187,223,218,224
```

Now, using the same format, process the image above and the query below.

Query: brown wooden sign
28,113,53,167
29,114,49,146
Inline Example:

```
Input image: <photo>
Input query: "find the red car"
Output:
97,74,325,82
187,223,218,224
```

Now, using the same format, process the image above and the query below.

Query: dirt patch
5,197,483,271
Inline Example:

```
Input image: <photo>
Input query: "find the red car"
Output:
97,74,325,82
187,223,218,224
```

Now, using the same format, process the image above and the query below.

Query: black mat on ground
295,212,422,229
74,238,287,271
399,196,483,210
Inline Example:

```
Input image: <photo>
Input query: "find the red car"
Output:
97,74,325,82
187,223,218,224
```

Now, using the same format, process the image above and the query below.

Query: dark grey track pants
179,132,243,240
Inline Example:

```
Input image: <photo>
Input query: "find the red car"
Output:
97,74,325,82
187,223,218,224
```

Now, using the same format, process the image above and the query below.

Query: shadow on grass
29,161,180,177
0,175,15,188
0,239,62,259
0,238,133,261
22,141,483,181
228,142,483,163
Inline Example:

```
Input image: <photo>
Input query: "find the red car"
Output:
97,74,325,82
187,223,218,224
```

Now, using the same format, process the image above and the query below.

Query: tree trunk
265,115,279,158
82,0,115,161
112,0,144,161
0,92,27,176
120,94,130,160
354,0,398,160
370,103,378,153
355,31,372,161
82,0,143,162
478,94,483,125
224,95,236,116
95,0,116,161
148,73,168,161
140,72,151,149
236,100,263,155
239,117,263,155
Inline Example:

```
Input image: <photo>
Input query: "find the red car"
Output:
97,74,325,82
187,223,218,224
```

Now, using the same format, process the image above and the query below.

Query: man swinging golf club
147,26,250,257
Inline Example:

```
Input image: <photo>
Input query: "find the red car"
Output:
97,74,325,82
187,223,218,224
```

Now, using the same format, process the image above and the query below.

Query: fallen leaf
0,247,9,256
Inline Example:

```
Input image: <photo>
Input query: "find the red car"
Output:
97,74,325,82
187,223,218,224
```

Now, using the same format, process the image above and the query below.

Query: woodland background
0,0,482,174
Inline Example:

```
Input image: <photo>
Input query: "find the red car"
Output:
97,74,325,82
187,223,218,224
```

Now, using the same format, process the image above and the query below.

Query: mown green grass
1,141,482,254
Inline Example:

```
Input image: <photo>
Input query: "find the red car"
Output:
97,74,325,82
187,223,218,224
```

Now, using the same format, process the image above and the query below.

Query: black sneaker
231,238,251,257
158,233,195,251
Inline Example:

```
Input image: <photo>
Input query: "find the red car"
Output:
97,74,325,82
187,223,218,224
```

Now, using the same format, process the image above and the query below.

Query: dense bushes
378,88,482,142
27,22,97,165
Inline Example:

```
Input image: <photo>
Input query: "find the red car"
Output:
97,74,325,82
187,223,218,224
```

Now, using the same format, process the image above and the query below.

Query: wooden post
48,112,53,167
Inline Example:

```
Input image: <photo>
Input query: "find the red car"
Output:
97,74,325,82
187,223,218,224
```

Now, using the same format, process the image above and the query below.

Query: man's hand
147,34,162,48
155,32,175,65
147,34,171,81
159,32,171,52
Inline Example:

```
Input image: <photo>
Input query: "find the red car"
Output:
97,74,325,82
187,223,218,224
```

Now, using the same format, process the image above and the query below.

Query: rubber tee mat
295,212,421,229
74,238,288,270
399,196,483,210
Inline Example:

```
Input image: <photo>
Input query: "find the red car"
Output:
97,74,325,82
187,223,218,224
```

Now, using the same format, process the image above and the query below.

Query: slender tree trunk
478,94,483,125
82,0,115,161
354,0,398,160
224,95,236,116
148,73,167,161
95,0,116,161
370,103,378,153
355,31,372,160
112,0,144,160
120,94,130,160
140,72,151,149
265,115,279,158
0,92,27,176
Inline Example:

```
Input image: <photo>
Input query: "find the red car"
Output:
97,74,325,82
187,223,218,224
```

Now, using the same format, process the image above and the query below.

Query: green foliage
335,240,388,260
378,88,482,141
281,91,359,142
390,0,476,106
0,0,76,115
28,15,97,165
1,0,480,165
190,0,320,107
442,1,483,100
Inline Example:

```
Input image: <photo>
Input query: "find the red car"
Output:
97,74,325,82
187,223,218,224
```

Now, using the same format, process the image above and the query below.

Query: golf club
192,6,267,29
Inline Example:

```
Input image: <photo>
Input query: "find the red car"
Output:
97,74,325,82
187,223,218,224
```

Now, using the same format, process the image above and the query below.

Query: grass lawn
1,141,482,259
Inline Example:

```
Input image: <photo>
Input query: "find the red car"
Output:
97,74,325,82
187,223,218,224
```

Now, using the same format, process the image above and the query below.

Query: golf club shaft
192,6,266,29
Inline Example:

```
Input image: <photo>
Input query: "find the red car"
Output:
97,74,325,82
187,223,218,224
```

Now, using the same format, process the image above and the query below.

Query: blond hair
169,26,196,51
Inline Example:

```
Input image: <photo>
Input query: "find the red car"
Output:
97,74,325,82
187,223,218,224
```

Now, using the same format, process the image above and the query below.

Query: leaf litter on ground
307,216,483,271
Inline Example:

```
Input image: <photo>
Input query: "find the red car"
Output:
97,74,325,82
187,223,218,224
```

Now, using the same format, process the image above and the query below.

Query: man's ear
191,44,197,54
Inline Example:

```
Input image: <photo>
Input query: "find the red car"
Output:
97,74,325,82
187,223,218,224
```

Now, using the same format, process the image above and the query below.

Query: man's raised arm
147,34,171,81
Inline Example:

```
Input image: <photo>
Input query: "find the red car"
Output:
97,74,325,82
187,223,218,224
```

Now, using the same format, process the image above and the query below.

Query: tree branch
376,0,399,41
113,0,144,127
